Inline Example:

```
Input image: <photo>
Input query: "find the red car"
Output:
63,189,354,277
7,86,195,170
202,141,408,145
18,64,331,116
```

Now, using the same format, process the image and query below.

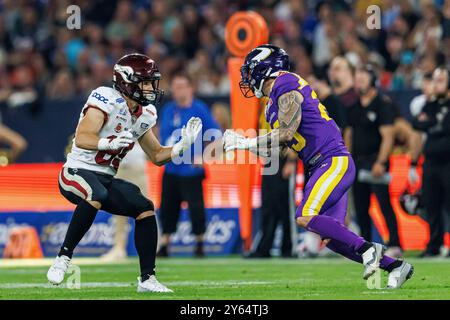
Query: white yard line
0,258,133,268
0,280,275,289
0,257,448,268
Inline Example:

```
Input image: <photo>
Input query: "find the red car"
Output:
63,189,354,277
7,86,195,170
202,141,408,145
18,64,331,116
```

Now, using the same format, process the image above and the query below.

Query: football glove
223,129,257,152
98,131,133,151
172,117,203,156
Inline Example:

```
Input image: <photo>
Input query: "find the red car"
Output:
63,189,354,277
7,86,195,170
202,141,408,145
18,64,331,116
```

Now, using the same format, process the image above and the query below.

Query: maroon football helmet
113,53,164,105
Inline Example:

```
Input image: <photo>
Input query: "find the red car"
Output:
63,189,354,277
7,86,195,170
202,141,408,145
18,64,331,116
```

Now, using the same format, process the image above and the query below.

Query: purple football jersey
265,72,349,168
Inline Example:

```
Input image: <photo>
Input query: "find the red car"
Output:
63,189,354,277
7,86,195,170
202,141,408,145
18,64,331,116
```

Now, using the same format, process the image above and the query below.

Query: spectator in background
312,1,339,72
307,75,347,130
413,67,450,258
409,2,443,57
5,65,41,115
345,65,402,258
157,72,220,258
105,0,133,42
0,113,27,165
328,56,358,110
410,72,434,117
1,0,448,101
391,50,417,89
196,68,230,97
46,69,76,100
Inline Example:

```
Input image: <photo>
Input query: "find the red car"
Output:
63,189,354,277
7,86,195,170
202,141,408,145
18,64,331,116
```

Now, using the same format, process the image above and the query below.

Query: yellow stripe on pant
302,156,349,217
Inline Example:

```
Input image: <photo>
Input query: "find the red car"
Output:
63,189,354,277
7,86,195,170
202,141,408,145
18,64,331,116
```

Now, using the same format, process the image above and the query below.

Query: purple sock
307,215,366,252
326,240,362,263
327,240,397,271
380,255,397,271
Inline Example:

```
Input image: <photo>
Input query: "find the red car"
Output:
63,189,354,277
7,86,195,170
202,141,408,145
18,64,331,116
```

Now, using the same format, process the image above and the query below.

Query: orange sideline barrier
3,226,43,258
0,158,446,250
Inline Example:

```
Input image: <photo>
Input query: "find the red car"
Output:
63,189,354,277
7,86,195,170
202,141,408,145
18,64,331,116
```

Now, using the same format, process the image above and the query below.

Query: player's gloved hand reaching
223,129,256,152
98,131,133,151
172,117,203,156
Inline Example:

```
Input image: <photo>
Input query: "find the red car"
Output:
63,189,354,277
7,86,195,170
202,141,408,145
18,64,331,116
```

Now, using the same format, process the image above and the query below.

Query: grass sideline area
0,257,449,300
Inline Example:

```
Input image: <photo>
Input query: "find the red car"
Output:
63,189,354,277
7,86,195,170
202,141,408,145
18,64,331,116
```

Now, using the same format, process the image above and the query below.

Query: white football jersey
65,86,157,175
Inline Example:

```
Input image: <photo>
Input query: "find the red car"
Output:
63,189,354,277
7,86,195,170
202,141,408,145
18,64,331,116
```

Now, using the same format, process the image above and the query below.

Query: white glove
409,166,419,184
223,130,256,152
98,131,133,151
172,117,203,156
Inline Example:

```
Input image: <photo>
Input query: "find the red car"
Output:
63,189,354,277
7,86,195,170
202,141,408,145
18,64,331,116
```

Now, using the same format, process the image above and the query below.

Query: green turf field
0,257,449,300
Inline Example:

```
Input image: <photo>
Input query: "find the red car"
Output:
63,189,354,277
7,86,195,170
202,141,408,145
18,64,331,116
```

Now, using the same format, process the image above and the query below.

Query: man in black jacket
413,67,450,257
345,65,402,256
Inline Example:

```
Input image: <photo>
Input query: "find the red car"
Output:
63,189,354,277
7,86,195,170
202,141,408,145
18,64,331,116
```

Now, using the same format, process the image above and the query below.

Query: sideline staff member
413,67,450,257
158,72,220,257
345,65,401,253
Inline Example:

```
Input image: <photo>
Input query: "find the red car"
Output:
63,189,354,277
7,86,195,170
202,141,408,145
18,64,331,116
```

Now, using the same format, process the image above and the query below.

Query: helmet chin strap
254,67,272,98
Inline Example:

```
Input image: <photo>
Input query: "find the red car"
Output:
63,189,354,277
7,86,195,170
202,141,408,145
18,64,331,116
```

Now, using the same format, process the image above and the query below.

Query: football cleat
387,261,414,289
362,243,386,280
137,275,173,293
47,255,71,285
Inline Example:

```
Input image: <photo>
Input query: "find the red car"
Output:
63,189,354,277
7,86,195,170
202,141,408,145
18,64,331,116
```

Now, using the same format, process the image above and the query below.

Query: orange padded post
225,11,269,251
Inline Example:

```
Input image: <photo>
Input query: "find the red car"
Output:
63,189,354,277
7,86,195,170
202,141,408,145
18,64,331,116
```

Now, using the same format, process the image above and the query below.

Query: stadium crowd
0,0,448,110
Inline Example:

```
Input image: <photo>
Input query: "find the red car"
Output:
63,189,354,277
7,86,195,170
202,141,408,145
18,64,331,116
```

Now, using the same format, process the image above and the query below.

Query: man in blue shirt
158,72,220,257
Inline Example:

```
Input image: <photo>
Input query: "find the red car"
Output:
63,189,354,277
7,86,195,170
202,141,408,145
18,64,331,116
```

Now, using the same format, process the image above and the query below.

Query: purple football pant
296,156,396,270
296,156,354,222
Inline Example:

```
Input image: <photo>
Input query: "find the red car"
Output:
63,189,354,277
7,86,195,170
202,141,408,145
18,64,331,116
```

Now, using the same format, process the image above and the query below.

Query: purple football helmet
239,44,290,98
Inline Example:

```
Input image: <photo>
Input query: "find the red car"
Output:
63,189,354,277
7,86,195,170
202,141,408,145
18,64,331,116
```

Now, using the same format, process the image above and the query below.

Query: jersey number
310,90,332,121
273,120,306,152
95,135,134,170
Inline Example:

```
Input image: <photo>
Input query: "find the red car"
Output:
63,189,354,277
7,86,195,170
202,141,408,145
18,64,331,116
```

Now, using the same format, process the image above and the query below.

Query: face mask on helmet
135,73,164,106
113,61,165,106
239,63,273,99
